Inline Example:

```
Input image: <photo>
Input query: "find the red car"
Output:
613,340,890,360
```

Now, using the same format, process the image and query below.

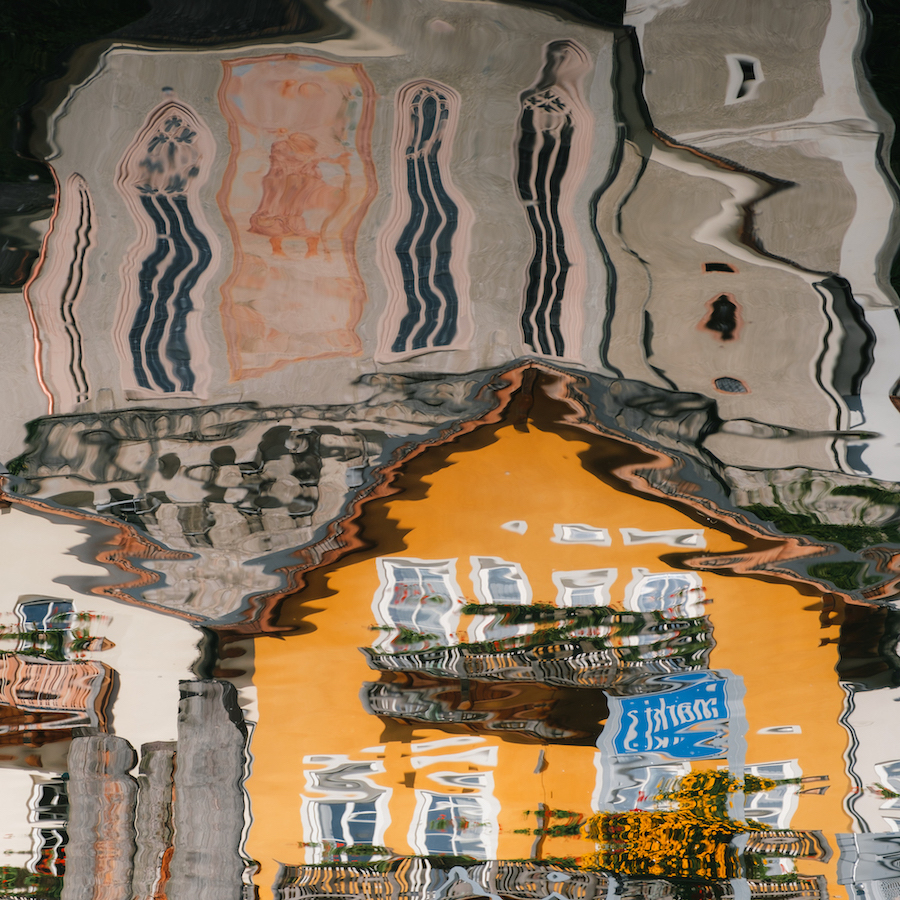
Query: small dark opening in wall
736,59,759,99
642,310,654,359
714,377,748,394
704,262,736,273
726,54,763,104
705,295,738,341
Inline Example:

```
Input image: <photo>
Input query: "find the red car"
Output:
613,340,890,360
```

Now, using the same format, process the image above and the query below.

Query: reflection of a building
592,16,890,479
3,0,900,897
829,601,900,900
0,373,885,899
9,0,900,631
241,384,851,898
0,500,213,892
15,0,620,634
18,0,895,469
622,0,900,481
272,860,829,900
24,0,620,417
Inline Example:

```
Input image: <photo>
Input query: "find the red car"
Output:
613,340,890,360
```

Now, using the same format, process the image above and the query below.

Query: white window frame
551,524,611,546
469,557,532,606
592,750,690,814
408,770,500,859
16,598,75,632
619,528,706,549
466,557,535,643
875,760,900,811
724,54,764,105
552,569,617,607
27,776,68,877
372,557,464,652
742,760,802,829
623,568,705,617
300,754,391,864
409,745,499,770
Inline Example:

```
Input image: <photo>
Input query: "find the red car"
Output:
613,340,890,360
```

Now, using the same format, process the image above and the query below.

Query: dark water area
2,1,900,898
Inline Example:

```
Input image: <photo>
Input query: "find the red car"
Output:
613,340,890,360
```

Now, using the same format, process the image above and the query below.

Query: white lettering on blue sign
611,673,730,760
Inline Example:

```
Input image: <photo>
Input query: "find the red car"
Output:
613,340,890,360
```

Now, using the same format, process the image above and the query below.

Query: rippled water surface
2,1,900,898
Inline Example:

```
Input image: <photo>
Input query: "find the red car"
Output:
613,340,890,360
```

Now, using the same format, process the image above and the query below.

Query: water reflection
1,0,900,898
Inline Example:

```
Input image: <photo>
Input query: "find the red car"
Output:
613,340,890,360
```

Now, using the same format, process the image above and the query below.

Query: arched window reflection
378,80,473,359
115,100,215,395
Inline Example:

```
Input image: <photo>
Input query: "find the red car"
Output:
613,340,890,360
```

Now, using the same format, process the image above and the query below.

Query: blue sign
611,672,731,760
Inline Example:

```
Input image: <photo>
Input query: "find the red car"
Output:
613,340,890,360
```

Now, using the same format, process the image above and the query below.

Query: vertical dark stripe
531,132,561,355
170,195,212,392
144,195,191,392
61,187,92,401
591,124,628,378
71,192,92,398
410,127,445,347
427,116,460,346
516,110,539,202
393,98,427,352
522,204,544,351
392,86,462,353
545,121,573,355
131,195,170,389
517,101,573,357
518,107,543,351
393,151,426,352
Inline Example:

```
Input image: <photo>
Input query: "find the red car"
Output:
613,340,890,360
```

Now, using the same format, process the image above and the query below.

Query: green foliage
532,823,583,837
516,808,585,837
5,455,27,476
743,503,900,552
461,602,559,622
371,605,711,668
740,854,806,882
368,625,439,641
870,782,900,800
808,561,883,591
0,866,63,899
0,628,68,661
0,611,102,662
743,774,779,794
461,602,709,637
831,484,900,505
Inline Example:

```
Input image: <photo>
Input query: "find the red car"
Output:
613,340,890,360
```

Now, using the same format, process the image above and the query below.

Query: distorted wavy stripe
515,40,593,360
60,176,93,403
392,84,460,353
130,194,211,392
517,104,573,356
117,102,215,395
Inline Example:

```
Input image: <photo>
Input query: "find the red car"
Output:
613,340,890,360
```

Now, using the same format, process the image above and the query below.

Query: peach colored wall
218,55,377,380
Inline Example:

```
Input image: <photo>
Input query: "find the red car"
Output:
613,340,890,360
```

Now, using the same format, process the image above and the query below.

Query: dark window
704,262,736,273
704,295,738,341
33,781,69,822
714,377,748,393
18,600,73,631
33,828,67,877
730,56,762,101
737,59,758,97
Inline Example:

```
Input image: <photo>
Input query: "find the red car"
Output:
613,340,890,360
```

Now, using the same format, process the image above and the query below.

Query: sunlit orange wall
246,422,849,894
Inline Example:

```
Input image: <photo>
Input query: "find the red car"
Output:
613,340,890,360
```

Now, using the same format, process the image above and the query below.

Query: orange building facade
242,388,853,897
